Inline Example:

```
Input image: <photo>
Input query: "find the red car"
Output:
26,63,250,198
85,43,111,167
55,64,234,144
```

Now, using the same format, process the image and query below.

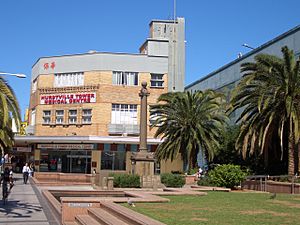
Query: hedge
109,173,141,188
161,173,185,187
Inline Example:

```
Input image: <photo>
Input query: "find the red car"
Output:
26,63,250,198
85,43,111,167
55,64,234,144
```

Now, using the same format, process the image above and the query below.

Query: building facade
15,18,185,174
186,25,300,122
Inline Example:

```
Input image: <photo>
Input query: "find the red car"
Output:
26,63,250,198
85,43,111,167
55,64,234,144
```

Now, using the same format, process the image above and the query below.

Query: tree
229,46,300,176
213,125,242,165
0,77,21,155
150,90,228,171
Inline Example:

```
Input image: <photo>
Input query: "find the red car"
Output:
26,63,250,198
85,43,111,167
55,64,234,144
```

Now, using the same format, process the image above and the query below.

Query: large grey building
186,24,300,121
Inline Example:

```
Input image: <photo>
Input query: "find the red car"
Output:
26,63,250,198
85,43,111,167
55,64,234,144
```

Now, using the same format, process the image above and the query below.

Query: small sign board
13,147,32,152
37,144,95,150
68,203,92,208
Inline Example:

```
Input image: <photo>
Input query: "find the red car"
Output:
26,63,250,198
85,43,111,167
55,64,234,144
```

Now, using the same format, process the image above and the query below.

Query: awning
14,135,163,145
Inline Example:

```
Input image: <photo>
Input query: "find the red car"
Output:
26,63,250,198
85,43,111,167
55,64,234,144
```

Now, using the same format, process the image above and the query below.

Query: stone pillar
139,81,149,152
131,82,156,185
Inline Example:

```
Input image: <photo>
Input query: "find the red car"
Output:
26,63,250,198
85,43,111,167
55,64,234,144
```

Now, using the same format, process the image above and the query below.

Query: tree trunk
288,132,295,176
297,142,300,175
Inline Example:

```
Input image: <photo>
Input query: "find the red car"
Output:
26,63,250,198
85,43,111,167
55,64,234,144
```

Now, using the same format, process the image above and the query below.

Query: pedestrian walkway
0,174,57,225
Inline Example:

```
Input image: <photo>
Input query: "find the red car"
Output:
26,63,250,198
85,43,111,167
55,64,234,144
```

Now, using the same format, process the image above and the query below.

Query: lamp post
242,43,255,50
0,71,25,158
0,72,26,78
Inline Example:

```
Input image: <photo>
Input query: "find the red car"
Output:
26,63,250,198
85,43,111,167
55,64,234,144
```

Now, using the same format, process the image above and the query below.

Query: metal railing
243,175,300,194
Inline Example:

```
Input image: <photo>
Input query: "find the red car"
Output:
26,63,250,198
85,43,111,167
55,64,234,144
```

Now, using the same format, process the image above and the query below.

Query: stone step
99,201,165,225
75,214,102,225
88,207,129,225
64,222,78,225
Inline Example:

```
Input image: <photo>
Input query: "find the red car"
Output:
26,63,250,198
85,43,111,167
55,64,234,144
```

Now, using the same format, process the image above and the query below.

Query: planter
185,175,197,185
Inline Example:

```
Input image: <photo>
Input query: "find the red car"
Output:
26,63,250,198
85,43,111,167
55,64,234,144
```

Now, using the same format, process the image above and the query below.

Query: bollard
107,177,114,190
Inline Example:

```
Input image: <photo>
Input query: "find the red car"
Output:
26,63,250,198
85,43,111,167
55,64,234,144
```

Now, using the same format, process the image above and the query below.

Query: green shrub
208,164,247,189
197,176,215,186
188,168,198,175
161,173,185,187
109,173,140,188
171,170,182,174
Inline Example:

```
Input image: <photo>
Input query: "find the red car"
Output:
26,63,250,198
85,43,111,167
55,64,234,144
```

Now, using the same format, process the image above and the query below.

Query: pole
172,0,176,91
139,81,149,152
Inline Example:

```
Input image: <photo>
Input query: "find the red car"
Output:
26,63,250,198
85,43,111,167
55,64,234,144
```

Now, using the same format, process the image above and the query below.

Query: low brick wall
61,198,101,222
185,175,197,185
242,180,300,194
34,172,92,185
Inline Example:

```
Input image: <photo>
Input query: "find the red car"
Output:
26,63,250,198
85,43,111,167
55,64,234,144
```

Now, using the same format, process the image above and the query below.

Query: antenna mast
172,0,176,91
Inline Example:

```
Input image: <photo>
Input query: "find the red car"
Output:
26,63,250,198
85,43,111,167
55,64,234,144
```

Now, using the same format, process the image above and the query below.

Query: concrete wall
186,25,300,123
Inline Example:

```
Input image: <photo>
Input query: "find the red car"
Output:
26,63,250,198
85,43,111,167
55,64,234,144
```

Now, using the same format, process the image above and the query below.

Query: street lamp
0,72,26,78
242,43,255,50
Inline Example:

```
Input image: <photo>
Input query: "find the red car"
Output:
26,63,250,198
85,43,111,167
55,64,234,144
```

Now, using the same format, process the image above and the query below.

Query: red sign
44,61,56,70
40,92,96,105
44,63,49,70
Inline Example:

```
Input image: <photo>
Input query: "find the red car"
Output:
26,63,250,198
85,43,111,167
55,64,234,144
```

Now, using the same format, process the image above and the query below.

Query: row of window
34,103,159,126
42,104,138,125
43,109,92,124
112,72,164,87
32,72,164,92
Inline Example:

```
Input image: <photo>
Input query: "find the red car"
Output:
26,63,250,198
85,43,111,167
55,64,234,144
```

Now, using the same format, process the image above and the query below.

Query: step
100,202,165,225
64,222,78,225
88,207,129,225
75,214,101,225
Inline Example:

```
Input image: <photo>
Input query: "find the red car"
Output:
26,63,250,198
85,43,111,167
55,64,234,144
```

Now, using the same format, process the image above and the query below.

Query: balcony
108,124,139,135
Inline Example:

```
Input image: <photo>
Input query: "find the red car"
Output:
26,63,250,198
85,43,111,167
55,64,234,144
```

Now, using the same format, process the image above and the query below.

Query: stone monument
131,81,159,188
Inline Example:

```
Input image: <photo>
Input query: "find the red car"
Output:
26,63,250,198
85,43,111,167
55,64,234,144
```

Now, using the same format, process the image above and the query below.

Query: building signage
13,147,32,152
44,62,56,70
37,144,95,150
40,92,96,105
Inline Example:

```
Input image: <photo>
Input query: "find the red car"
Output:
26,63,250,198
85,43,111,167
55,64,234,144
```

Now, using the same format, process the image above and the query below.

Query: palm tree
230,46,300,176
0,76,21,156
150,90,228,171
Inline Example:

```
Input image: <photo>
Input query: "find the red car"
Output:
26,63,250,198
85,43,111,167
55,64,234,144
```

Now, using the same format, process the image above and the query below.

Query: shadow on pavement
0,199,43,218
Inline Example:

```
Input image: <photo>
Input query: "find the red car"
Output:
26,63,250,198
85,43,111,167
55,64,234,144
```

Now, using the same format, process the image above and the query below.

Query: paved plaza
0,174,58,225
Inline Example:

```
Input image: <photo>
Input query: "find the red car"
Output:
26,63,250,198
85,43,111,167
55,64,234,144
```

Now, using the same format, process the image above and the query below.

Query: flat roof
185,24,300,90
32,51,167,68
149,19,178,26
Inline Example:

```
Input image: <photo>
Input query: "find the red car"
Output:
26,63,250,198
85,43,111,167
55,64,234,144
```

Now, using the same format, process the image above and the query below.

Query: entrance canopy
14,135,163,145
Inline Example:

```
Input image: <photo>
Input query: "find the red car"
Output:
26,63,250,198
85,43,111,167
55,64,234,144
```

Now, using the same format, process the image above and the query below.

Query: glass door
67,151,91,173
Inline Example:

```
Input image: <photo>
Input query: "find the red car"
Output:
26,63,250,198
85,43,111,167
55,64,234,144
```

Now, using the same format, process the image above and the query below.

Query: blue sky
1,0,300,119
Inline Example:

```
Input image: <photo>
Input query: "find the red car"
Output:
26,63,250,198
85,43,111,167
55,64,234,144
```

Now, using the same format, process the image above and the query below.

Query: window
111,104,137,124
101,151,126,170
112,71,138,86
150,73,164,87
54,72,84,87
56,110,64,124
43,110,51,124
69,110,77,124
82,109,92,124
30,109,36,126
32,79,37,93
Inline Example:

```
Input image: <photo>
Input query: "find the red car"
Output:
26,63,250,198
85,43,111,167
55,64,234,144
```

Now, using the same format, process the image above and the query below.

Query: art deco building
15,18,185,174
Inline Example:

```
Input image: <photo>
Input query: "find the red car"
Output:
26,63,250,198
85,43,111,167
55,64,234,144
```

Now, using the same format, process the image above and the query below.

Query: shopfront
13,136,176,174
37,144,94,173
